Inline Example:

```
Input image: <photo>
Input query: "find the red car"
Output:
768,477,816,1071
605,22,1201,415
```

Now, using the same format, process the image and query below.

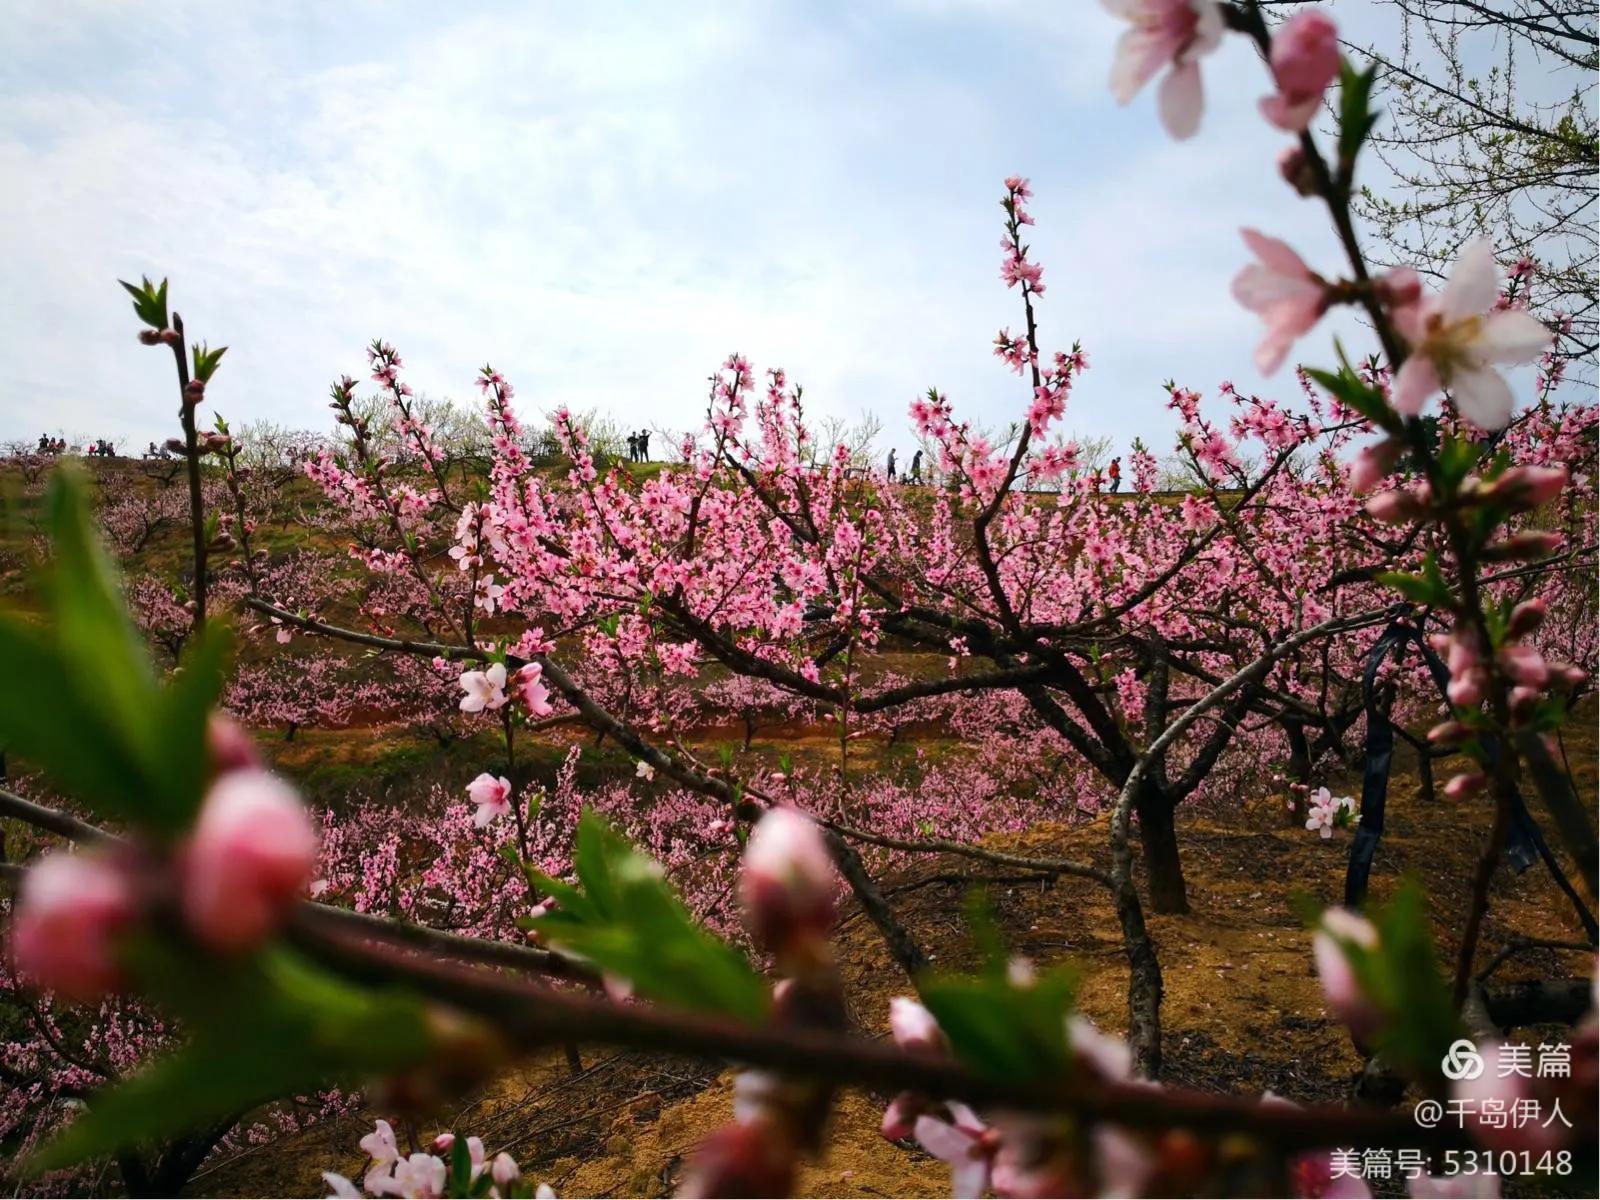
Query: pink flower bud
1487,465,1567,511
1427,721,1468,746
1444,772,1487,801
182,769,317,952
678,1117,797,1199
1505,599,1547,640
739,808,838,959
1260,9,1341,131
1509,686,1541,722
138,329,163,345
207,714,262,778
881,1092,928,1142
1312,908,1380,1040
1348,439,1401,494
888,997,946,1055
184,379,206,406
11,852,137,1001
1482,530,1562,562
1365,485,1425,523
1376,267,1423,313
491,1152,520,1189
1447,670,1486,708
1276,144,1317,197
1499,644,1550,689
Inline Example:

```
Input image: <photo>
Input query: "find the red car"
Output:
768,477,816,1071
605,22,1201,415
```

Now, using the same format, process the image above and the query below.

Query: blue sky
0,0,1546,455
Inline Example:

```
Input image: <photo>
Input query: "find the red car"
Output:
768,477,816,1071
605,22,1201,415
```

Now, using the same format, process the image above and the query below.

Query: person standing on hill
909,448,923,485
640,430,651,462
886,448,897,482
1108,456,1122,493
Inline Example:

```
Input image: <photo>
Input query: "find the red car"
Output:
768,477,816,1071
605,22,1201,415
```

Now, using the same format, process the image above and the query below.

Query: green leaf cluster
517,810,770,1022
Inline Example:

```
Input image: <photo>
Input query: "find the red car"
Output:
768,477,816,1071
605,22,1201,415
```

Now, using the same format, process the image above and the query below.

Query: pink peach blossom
458,663,508,713
1232,229,1329,374
467,773,513,828
1104,0,1225,140
1391,240,1552,429
1260,9,1341,131
11,851,136,1001
183,768,318,952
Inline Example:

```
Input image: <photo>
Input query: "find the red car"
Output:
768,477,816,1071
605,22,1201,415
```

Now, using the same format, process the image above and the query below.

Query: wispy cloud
0,1,1548,455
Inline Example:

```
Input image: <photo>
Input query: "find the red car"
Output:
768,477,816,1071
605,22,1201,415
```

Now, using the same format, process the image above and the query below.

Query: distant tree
1280,1,1598,381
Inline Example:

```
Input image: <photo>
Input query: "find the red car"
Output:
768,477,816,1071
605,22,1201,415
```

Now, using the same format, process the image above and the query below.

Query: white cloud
0,1,1555,458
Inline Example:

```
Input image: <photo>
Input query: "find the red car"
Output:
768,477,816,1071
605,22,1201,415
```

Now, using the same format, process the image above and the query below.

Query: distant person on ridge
1108,456,1122,493
886,448,896,482
640,430,651,462
909,448,923,484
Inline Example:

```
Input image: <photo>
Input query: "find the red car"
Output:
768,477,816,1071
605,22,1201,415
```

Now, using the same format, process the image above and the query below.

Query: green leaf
1304,364,1392,427
921,963,1077,1082
31,944,432,1172
0,470,231,833
118,276,169,330
1336,62,1380,174
519,810,769,1022
192,342,227,383
1376,552,1451,608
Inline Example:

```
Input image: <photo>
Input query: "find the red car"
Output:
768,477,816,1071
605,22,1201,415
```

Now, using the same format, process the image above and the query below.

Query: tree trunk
1114,876,1164,1078
1135,785,1188,915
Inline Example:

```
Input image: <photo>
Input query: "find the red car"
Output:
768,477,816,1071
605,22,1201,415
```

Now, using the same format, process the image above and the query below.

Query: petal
1391,355,1440,416
1109,28,1171,104
1190,0,1226,50
1473,309,1550,365
1239,228,1310,278
950,1159,991,1200
1440,239,1499,321
913,1115,974,1163
1449,365,1516,431
1158,61,1204,139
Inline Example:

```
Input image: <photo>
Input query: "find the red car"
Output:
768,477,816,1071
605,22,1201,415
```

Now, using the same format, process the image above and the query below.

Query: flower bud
888,996,946,1055
1312,908,1380,1040
1509,686,1541,723
1375,267,1423,313
1365,485,1426,523
1484,465,1567,512
207,714,263,778
1499,643,1550,689
1444,772,1487,801
1260,9,1341,132
182,768,317,952
739,808,838,962
184,378,206,406
138,329,163,345
678,1117,798,1199
1506,599,1548,640
1276,144,1317,197
491,1153,520,1189
1481,531,1562,562
11,851,137,1001
1348,439,1401,494
1447,669,1487,708
1427,720,1469,746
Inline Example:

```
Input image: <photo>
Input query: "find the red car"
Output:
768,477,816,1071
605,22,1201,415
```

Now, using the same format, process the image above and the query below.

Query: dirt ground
188,702,1597,1199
